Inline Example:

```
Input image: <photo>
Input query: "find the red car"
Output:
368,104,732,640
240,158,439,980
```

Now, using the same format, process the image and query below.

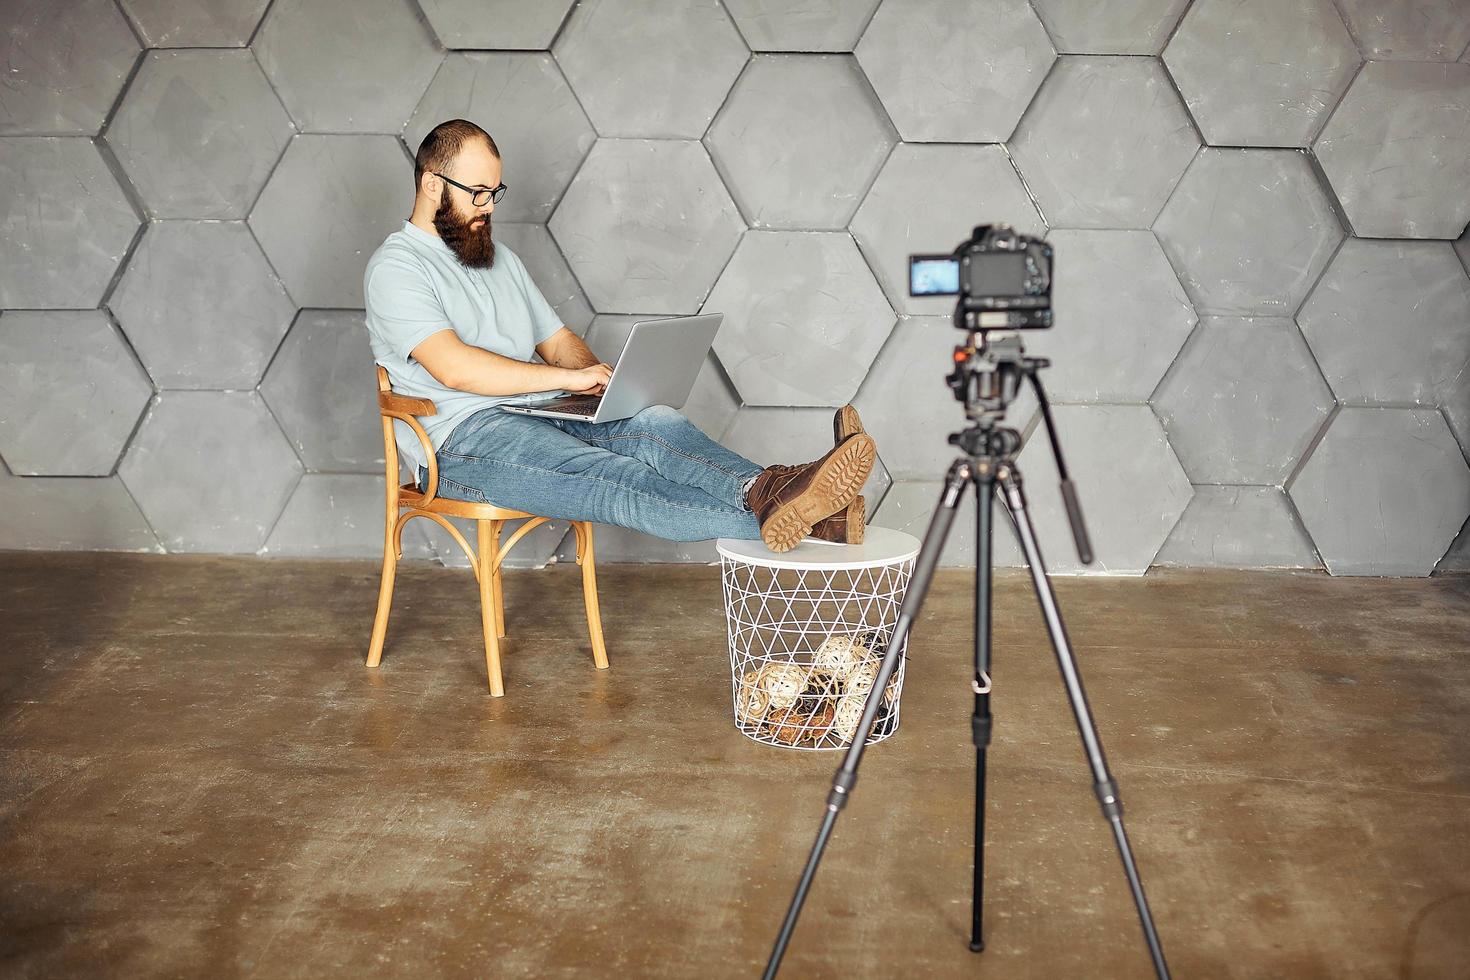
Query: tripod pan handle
1060,479,1094,565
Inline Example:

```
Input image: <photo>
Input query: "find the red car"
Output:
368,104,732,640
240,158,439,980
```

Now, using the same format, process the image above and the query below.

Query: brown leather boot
811,404,868,545
745,433,876,552
834,404,864,445
809,495,865,545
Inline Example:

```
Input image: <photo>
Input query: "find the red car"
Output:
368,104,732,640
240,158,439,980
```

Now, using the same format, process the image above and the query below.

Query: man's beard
433,187,495,269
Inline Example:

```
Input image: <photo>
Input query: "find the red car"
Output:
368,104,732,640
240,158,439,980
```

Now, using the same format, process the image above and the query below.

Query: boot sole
834,405,864,444
762,434,875,552
846,495,865,545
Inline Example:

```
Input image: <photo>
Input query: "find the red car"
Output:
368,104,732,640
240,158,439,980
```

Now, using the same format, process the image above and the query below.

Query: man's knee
637,404,685,428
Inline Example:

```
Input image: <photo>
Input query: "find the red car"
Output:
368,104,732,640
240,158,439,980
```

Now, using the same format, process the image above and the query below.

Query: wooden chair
366,365,608,696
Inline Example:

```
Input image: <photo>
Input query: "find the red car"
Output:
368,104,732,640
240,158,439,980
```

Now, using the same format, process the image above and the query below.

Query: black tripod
763,334,1170,979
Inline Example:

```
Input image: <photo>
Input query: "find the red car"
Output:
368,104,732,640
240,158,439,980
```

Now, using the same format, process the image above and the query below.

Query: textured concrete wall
1,0,1467,576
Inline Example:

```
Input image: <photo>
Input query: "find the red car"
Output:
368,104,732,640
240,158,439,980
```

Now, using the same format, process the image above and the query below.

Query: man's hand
563,363,613,394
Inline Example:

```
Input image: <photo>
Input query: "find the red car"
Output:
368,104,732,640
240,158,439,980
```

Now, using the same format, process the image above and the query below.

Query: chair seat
397,483,536,521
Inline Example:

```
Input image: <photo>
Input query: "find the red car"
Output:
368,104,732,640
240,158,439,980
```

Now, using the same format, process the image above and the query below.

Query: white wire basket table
717,528,921,751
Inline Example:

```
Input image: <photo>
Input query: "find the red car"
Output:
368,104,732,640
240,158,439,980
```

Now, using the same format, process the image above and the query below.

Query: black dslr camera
909,224,1052,331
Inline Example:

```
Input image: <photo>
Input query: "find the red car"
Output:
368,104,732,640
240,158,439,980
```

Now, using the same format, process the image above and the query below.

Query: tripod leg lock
827,769,858,811
971,711,992,749
1093,778,1123,820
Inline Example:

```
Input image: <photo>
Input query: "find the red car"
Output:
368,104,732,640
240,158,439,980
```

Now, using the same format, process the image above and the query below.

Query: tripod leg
971,464,996,953
997,466,1171,980
763,459,972,980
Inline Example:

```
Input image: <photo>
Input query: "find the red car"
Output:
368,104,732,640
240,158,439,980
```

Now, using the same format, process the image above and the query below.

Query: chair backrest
376,364,442,507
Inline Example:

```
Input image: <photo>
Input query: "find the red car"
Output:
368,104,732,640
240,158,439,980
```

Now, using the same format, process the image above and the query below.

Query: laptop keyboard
547,396,603,414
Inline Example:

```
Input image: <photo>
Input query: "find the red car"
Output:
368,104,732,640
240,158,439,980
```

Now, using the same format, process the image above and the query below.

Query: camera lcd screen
968,252,1028,296
909,257,960,295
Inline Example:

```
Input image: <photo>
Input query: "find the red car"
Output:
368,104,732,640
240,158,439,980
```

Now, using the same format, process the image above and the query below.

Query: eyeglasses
434,172,507,207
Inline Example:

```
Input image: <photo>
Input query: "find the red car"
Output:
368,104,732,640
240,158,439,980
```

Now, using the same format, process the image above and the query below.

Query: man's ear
418,171,439,200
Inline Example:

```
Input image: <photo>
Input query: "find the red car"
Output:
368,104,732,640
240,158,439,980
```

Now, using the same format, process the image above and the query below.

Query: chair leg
366,524,398,668
489,521,506,639
476,520,506,697
575,521,610,670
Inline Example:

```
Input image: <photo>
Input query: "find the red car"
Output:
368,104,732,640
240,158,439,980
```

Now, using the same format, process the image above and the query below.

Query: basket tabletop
716,527,920,570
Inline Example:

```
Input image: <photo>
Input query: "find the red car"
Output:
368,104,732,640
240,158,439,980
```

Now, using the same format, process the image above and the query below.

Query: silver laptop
502,314,723,423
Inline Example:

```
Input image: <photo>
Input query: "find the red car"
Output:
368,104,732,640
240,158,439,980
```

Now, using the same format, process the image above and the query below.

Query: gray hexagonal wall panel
0,0,139,136
1010,57,1199,229
724,0,882,51
110,221,295,390
0,311,152,477
254,0,444,134
1290,407,1470,576
1014,403,1193,574
1446,383,1470,462
720,405,817,466
1154,486,1320,569
549,140,744,314
119,391,304,554
722,405,894,511
1335,0,1470,62
0,138,140,309
856,0,1054,143
1024,230,1196,403
0,470,160,552
553,0,749,139
1457,226,1470,277
552,522,724,564
417,0,575,49
260,310,385,474
250,135,410,309
1153,149,1344,316
118,0,272,47
582,315,740,440
1029,0,1191,55
1438,519,1470,573
105,50,294,220
850,144,1044,317
852,318,1038,481
261,474,432,559
1298,240,1470,414
404,53,594,224
1163,0,1359,148
1314,61,1470,240
871,480,1024,569
1153,317,1335,485
705,55,896,230
492,224,593,334
703,232,895,406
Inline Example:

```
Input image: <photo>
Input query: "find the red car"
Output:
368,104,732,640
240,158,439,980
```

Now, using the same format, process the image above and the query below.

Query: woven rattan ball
802,667,843,701
766,699,837,747
804,702,837,746
831,694,866,744
846,660,880,698
759,662,807,711
812,634,868,681
737,670,771,725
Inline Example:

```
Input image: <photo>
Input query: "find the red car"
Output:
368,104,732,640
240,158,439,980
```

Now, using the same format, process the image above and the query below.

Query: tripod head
947,330,1093,565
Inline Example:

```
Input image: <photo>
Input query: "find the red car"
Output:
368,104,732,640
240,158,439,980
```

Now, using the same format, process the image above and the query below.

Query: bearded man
364,119,875,552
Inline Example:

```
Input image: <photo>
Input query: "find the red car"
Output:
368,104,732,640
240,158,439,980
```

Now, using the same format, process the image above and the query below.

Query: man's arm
535,326,601,370
412,328,610,396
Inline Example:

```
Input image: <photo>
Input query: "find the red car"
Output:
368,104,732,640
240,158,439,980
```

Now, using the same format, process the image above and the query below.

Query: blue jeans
424,405,765,542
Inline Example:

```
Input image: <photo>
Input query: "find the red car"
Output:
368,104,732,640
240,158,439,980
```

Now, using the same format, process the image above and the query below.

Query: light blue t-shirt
363,221,565,472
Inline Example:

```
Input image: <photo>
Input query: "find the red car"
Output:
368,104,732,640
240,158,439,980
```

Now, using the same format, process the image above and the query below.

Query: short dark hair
413,119,500,190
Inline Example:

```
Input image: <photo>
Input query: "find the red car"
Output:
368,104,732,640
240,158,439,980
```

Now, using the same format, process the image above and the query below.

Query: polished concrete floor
1,552,1467,979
